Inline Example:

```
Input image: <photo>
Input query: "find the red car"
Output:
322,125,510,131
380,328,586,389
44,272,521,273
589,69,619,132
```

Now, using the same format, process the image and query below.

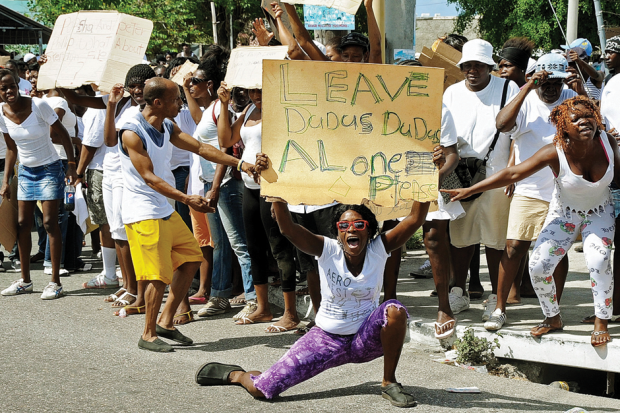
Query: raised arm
217,82,244,148
568,49,604,88
169,122,255,177
182,72,203,124
122,129,213,213
272,2,308,60
381,201,429,253
104,84,125,147
272,200,325,256
252,18,275,46
58,88,107,110
441,144,558,202
283,3,329,61
365,0,383,63
496,71,547,132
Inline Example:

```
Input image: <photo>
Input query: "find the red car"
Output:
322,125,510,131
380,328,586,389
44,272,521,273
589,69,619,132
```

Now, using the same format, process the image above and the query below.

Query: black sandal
381,383,417,408
195,362,245,386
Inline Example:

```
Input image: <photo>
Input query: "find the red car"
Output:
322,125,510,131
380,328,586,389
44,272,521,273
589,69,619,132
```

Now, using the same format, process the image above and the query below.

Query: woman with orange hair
442,96,619,347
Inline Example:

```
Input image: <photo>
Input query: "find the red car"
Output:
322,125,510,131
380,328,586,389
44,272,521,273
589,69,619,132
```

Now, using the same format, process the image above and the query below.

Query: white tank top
118,111,175,224
240,104,261,190
551,131,613,217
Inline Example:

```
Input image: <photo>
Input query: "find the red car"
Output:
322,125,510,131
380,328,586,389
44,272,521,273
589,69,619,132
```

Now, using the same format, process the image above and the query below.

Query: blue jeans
205,181,233,298
173,166,192,231
216,179,255,300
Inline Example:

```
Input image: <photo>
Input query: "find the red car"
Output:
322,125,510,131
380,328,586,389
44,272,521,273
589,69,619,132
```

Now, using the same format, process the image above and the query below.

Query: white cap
526,58,537,75
457,39,495,67
23,53,36,63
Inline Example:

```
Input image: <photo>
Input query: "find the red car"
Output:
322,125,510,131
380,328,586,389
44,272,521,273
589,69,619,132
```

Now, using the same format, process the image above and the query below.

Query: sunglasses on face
337,220,369,232
190,77,207,84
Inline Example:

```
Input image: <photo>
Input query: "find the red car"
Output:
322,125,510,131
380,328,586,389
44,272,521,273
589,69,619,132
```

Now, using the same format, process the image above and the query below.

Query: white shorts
102,174,128,241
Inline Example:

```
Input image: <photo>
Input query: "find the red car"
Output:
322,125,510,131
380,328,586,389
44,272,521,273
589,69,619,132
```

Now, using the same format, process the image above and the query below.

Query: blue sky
416,0,460,17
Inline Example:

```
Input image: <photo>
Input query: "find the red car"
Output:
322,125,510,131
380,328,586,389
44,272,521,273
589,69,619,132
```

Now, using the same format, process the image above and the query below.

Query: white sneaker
484,308,506,331
82,273,119,289
449,287,470,314
43,267,70,276
482,294,498,321
410,259,433,277
1,279,34,296
41,282,64,300
197,296,232,317
233,299,258,321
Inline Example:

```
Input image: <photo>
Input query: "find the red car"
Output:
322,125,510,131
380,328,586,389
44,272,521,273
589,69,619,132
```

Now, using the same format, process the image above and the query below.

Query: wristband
68,161,76,165
237,159,244,171
76,173,84,179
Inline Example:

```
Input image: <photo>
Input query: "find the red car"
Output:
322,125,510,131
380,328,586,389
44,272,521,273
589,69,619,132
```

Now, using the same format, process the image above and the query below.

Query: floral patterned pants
251,300,408,399
529,205,615,320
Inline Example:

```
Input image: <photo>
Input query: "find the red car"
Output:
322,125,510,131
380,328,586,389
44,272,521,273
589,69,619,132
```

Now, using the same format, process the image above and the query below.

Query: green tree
448,0,620,51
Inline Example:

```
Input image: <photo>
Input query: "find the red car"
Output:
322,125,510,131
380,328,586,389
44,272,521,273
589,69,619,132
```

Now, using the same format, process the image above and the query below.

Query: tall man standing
114,78,255,352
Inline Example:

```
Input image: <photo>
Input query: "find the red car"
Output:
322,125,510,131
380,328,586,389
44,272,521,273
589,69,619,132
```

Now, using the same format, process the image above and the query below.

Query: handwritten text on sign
37,11,153,92
261,60,443,210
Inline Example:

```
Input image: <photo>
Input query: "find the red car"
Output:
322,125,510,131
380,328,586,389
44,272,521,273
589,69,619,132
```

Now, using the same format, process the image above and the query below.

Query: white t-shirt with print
81,108,107,171
103,94,134,178
510,88,578,202
602,75,620,130
315,236,389,335
19,78,31,97
43,96,76,160
443,76,519,176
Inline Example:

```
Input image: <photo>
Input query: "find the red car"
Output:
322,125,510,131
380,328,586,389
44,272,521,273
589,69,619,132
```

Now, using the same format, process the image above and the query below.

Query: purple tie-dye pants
251,299,408,399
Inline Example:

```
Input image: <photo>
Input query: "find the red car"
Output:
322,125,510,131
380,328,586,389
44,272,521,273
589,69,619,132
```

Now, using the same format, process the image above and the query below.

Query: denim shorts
612,188,620,219
17,160,65,201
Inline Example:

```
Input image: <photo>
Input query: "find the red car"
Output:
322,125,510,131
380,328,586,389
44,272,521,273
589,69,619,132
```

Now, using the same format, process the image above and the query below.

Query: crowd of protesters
1,0,620,407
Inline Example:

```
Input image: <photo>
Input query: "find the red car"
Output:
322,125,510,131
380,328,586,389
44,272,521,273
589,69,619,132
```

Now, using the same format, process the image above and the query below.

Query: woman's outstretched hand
440,188,469,202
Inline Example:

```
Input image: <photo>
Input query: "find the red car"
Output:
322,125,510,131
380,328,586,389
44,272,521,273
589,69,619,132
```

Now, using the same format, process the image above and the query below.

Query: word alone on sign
261,60,443,215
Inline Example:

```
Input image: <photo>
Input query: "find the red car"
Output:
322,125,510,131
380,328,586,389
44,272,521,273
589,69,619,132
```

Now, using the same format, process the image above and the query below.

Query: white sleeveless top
239,104,261,190
551,131,613,217
118,111,175,224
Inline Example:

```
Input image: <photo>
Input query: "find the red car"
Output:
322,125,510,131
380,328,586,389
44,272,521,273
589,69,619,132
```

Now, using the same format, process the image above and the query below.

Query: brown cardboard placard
261,60,442,218
170,60,199,87
419,46,464,90
0,56,10,67
38,11,153,93
0,178,18,251
223,46,288,90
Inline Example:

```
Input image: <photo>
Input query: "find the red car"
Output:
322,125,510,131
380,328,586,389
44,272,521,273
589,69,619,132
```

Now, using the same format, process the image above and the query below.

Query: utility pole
211,2,218,44
593,0,606,53
566,0,579,43
385,0,416,63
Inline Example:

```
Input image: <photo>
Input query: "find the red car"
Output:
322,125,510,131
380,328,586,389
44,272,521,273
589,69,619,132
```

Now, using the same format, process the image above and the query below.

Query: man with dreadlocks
57,64,156,316
443,96,620,348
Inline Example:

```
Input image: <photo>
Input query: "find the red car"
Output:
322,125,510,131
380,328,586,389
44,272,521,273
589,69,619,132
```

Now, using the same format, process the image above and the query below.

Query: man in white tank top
116,78,256,352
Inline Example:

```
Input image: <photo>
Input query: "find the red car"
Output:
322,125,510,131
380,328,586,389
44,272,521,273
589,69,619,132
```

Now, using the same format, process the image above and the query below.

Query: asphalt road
1,251,619,412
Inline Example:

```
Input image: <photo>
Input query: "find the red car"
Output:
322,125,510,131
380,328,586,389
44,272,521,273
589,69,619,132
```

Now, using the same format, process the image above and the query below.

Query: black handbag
455,79,510,202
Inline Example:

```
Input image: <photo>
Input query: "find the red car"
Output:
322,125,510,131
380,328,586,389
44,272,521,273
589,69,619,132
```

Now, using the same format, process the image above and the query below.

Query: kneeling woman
443,96,618,347
196,184,429,407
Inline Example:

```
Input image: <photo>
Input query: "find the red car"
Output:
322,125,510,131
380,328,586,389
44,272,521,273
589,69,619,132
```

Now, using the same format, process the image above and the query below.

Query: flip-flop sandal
188,296,207,305
104,288,126,303
195,362,245,386
434,319,457,340
229,294,246,306
111,291,137,307
235,315,273,325
591,330,611,347
265,323,299,333
295,287,309,296
114,305,145,318
530,323,563,337
173,310,194,325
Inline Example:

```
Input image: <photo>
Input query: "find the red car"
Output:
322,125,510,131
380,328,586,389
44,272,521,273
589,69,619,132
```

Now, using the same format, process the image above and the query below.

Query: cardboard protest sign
261,0,294,42
282,0,362,15
223,46,288,90
170,60,198,86
37,11,153,92
418,42,464,91
261,60,442,215
0,178,18,251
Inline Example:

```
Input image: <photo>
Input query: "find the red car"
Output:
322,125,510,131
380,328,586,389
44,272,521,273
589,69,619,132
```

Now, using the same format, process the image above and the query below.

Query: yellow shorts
506,195,550,241
125,212,203,285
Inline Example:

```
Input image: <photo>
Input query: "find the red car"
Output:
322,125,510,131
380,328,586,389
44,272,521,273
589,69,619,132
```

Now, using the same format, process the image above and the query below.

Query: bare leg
16,201,36,283
451,245,475,291
238,283,273,324
496,240,530,313
142,280,166,342
229,370,265,398
158,261,200,330
191,246,213,299
306,268,321,314
266,291,300,331
423,220,455,333
381,306,408,386
467,244,483,296
519,253,537,297
41,200,62,285
99,223,114,249
485,246,504,295
554,255,569,303
507,254,527,304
